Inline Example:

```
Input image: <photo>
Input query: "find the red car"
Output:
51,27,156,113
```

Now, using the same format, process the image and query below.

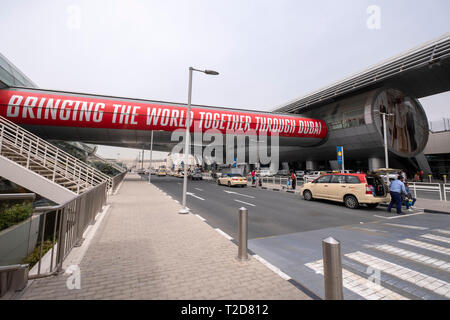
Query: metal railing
429,118,450,133
27,181,108,279
90,153,127,173
256,176,304,188
0,116,112,193
111,171,127,192
410,182,443,201
444,184,450,202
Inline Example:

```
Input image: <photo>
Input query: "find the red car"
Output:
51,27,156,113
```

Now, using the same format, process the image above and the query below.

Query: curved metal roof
273,32,450,114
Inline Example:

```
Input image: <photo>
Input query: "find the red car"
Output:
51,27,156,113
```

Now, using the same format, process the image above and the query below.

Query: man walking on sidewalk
387,176,407,215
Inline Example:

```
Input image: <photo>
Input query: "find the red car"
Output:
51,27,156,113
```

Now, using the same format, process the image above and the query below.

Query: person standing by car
251,170,256,186
291,171,297,190
387,176,407,214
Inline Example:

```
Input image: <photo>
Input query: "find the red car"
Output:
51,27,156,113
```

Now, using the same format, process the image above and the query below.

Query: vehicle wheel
344,195,359,209
217,179,221,185
366,203,379,209
228,181,231,187
303,190,313,201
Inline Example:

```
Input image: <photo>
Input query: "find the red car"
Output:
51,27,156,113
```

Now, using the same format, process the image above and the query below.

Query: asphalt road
148,175,399,240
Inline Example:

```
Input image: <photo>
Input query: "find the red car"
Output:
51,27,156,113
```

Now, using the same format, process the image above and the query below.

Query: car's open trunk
366,175,387,197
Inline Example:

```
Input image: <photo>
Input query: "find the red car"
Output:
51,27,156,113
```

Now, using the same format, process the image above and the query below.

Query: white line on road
195,188,203,192
384,223,428,230
253,255,291,281
234,199,256,207
375,212,427,220
346,251,450,298
186,192,205,201
372,244,450,272
305,259,408,300
399,239,450,256
433,229,450,236
214,228,233,240
421,234,450,244
224,190,255,199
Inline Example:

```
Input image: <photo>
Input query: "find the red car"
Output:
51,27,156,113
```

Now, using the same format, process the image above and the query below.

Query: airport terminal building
0,33,450,177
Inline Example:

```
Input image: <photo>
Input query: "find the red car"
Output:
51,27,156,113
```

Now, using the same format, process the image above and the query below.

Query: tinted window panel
346,175,361,184
316,175,331,183
331,175,346,183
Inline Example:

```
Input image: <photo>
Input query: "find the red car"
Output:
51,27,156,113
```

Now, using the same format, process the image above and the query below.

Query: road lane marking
305,259,408,300
421,234,450,244
372,244,450,272
384,223,428,230
375,212,427,220
253,255,291,281
399,239,450,256
346,251,450,298
433,229,450,236
186,192,205,200
224,190,255,199
195,188,203,192
234,199,255,207
214,228,233,240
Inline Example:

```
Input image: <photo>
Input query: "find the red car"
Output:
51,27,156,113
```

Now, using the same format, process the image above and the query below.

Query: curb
379,203,450,215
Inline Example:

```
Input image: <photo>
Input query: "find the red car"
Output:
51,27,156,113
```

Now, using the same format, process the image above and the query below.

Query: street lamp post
179,67,219,214
149,130,153,184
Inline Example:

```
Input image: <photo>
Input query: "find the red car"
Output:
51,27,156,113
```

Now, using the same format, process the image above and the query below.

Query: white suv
303,171,322,182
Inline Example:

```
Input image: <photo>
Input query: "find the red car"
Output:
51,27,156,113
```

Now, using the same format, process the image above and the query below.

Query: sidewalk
18,174,309,300
415,197,450,214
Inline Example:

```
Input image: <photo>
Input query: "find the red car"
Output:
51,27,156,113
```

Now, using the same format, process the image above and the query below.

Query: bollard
429,174,432,183
237,207,249,261
322,237,344,300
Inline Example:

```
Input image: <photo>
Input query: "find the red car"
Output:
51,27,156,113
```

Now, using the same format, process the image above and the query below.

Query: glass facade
328,109,365,130
0,52,37,87
426,154,450,177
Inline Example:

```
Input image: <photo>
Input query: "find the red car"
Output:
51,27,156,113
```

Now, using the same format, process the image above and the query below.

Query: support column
368,157,384,171
306,160,318,171
269,161,278,175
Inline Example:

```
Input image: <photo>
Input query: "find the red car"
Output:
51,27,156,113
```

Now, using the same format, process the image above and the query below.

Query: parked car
295,170,305,178
373,168,400,184
188,169,203,180
303,171,322,182
217,173,247,187
300,173,390,209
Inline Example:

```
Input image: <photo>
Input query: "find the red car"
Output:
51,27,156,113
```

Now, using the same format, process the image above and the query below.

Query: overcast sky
1,0,449,159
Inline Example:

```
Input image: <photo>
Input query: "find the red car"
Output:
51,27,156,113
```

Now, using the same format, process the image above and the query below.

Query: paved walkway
415,198,450,214
19,174,309,300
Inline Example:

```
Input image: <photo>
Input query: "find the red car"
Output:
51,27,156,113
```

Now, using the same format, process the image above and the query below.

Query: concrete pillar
368,157,384,171
306,160,318,171
270,161,278,175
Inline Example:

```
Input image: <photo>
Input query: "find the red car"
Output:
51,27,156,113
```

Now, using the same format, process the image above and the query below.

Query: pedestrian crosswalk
399,238,450,256
421,234,450,244
304,229,450,300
